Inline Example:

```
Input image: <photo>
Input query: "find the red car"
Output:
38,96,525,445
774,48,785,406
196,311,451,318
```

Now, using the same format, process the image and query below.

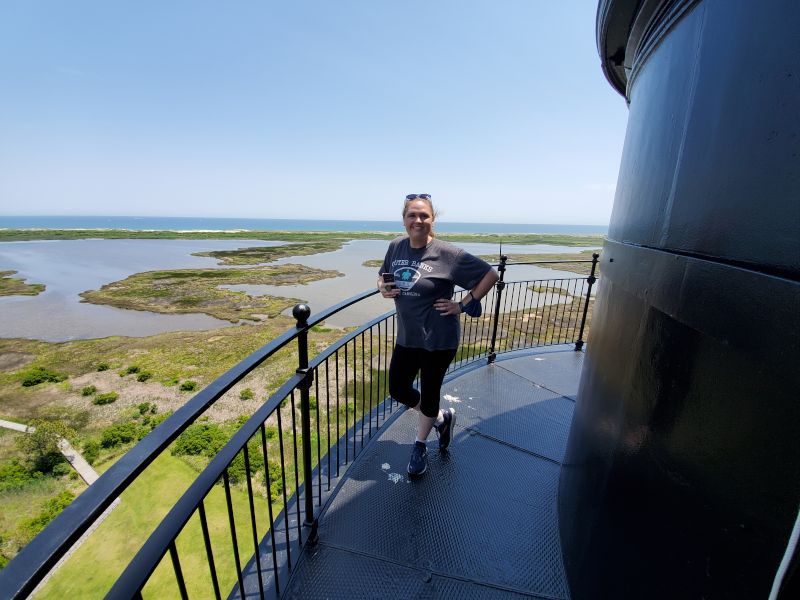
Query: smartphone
382,273,395,288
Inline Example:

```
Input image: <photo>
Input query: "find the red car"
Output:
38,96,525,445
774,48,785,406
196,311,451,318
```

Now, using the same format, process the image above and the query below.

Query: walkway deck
283,346,582,599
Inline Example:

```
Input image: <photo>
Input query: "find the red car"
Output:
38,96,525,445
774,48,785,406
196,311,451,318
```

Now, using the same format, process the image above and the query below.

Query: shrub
81,385,97,396
240,388,254,401
92,392,118,405
172,423,227,457
119,365,140,377
180,380,198,392
137,402,152,415
264,425,278,440
100,423,146,448
97,362,109,371
164,377,180,386
227,440,265,484
16,491,75,546
51,462,72,477
16,420,74,474
20,366,67,387
83,440,100,464
136,372,152,382
38,406,89,430
147,411,171,430
267,462,284,502
0,460,34,492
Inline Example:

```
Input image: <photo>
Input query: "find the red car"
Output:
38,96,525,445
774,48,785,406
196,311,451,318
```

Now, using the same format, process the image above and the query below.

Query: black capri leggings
389,344,458,418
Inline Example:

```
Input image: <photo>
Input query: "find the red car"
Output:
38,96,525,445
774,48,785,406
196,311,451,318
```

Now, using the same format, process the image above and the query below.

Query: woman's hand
434,298,461,316
377,277,400,299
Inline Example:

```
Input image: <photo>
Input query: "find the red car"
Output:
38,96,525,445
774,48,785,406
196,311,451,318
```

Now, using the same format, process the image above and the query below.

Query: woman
378,194,499,477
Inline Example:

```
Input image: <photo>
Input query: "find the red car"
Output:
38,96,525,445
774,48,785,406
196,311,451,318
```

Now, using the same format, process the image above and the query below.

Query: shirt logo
393,267,421,291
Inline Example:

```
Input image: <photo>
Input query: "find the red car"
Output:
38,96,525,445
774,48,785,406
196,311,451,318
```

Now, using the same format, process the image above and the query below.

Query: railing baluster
335,354,341,476
289,391,303,545
521,280,532,347
343,342,349,465
243,445,266,600
315,366,322,507
276,408,291,570
325,358,332,490
368,327,374,439
511,280,523,349
575,253,599,351
487,254,507,363
360,332,366,449
198,501,222,600
223,470,246,600
293,304,317,544
168,541,189,600
259,424,280,597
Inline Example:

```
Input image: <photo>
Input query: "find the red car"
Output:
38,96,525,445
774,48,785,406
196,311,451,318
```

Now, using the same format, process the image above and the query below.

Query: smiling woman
377,193,499,477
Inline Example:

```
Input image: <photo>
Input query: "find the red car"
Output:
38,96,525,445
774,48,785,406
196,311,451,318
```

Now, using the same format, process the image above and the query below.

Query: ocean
0,216,607,235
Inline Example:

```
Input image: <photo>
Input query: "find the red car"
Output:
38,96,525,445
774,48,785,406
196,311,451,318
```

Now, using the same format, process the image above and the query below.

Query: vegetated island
79,264,342,323
0,228,606,248
0,270,45,296
193,239,344,265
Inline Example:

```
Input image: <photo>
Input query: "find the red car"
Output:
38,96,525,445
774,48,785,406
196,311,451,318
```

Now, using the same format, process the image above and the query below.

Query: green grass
0,318,345,422
193,239,344,265
0,270,45,297
79,263,343,323
37,451,270,599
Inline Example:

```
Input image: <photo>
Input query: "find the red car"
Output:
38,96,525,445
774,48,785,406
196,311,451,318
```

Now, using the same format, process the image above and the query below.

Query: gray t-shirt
380,237,492,350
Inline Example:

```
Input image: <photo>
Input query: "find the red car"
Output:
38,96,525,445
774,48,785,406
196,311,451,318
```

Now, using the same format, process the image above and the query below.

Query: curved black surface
560,0,800,598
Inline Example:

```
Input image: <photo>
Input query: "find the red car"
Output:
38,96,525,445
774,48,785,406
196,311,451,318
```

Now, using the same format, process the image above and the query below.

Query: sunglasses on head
405,194,431,201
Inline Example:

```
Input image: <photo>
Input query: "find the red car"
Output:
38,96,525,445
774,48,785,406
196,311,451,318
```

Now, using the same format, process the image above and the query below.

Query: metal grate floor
281,347,583,599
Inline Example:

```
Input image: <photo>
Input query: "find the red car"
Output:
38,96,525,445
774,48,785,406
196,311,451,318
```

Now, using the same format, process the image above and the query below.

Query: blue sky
0,1,629,225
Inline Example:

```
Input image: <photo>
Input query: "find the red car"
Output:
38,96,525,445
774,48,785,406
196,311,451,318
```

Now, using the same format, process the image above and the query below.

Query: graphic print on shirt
393,266,421,291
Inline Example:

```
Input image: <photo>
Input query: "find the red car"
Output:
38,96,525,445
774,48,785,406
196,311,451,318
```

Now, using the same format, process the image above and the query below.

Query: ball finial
293,303,311,324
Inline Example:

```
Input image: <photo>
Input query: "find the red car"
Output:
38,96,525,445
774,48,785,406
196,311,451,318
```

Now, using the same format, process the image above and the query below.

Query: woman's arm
462,269,500,304
434,267,499,316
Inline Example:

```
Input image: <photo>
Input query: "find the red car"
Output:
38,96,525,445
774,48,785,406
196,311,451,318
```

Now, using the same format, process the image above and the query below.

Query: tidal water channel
0,238,594,341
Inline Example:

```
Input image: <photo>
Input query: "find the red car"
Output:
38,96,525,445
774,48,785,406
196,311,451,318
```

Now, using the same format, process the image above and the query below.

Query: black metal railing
0,255,599,599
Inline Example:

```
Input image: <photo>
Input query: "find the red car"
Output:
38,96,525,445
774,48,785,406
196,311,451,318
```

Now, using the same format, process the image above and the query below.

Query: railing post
487,254,507,364
293,303,318,545
574,253,599,351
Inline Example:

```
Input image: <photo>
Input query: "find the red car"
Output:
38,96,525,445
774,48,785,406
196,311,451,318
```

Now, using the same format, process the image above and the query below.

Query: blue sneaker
436,408,456,450
407,441,428,476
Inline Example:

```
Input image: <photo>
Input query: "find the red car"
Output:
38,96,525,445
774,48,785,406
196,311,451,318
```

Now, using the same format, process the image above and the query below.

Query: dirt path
0,418,99,485
0,418,121,597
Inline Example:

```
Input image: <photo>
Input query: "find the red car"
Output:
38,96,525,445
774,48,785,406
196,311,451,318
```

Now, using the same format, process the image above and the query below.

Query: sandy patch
0,352,35,372
60,370,285,425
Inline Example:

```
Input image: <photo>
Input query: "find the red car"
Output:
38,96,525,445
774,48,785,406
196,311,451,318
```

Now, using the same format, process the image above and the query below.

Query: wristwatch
458,293,473,312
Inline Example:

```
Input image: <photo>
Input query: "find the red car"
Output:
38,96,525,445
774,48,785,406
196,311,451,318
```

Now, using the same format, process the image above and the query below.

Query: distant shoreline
0,228,606,247
0,216,609,236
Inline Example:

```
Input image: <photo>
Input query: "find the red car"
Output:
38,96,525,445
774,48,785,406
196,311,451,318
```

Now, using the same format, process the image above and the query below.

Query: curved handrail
0,289,379,599
107,372,307,598
1,257,599,599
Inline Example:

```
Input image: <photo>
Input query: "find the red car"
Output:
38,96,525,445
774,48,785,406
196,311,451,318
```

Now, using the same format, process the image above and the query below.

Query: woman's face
403,200,434,245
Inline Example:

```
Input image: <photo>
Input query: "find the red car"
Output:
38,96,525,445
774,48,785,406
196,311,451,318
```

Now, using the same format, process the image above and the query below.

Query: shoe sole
440,409,456,450
407,463,427,477
407,449,428,476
